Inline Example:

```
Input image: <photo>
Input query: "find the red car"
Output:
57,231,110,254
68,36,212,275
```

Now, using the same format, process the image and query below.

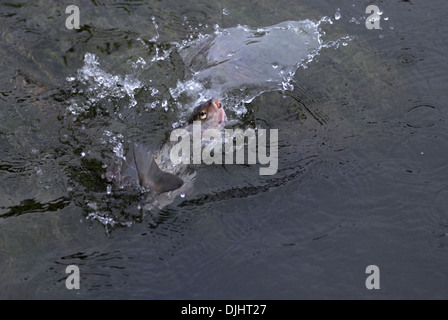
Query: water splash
171,17,352,113
66,53,143,115
67,17,352,120
103,130,125,161
65,17,353,230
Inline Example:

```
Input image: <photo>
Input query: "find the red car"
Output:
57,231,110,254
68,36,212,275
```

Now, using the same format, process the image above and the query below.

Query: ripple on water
405,103,441,129
341,103,448,256
398,53,418,66
428,185,448,255
400,98,448,177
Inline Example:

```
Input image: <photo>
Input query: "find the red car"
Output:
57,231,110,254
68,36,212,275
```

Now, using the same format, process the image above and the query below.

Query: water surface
1,0,448,299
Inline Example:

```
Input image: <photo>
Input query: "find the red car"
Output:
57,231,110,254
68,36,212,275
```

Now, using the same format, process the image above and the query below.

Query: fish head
188,97,227,130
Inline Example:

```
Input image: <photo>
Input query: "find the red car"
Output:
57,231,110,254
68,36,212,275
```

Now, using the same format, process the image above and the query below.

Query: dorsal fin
133,143,184,194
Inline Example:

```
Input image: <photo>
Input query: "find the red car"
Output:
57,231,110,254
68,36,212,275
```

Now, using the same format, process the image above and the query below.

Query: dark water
1,0,448,299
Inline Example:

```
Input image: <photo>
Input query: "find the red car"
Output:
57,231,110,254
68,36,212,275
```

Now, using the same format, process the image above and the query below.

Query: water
174,19,334,105
1,0,448,299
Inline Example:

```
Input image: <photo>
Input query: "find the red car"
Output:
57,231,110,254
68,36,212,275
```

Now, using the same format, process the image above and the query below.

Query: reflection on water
1,0,448,299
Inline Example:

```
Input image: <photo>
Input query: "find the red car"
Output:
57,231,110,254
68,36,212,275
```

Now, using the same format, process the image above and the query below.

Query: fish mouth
211,97,226,125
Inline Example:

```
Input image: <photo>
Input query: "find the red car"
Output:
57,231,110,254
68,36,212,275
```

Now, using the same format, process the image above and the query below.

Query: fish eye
199,110,207,120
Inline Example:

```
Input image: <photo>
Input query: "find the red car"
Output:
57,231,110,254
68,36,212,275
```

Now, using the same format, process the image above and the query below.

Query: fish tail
133,143,184,194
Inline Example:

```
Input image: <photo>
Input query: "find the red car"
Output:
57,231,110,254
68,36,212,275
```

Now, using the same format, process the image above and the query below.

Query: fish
113,97,226,211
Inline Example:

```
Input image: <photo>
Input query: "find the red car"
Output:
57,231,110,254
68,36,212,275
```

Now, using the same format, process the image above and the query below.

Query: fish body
114,97,226,210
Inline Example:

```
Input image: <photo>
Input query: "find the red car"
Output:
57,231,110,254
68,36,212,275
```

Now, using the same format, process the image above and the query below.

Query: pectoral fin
133,143,184,194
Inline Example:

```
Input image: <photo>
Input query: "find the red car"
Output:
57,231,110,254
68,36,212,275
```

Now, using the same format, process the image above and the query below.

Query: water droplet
34,167,43,175
421,152,424,155
87,201,98,210
222,8,230,16
335,8,341,20
384,17,389,21
81,151,86,157
180,193,186,198
106,184,112,195
272,62,279,69
162,100,168,111
379,34,385,39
